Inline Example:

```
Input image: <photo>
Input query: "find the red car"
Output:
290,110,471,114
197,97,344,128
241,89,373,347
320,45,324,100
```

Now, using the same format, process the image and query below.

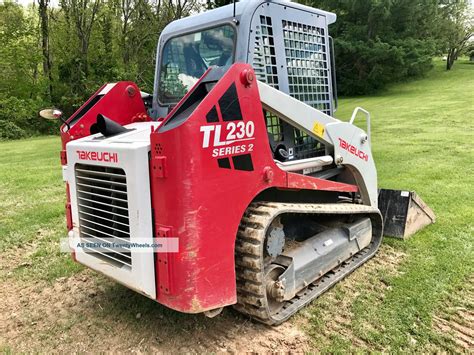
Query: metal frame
152,0,337,119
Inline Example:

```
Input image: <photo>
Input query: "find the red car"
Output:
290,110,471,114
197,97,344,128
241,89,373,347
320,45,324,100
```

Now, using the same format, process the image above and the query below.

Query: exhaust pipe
90,114,129,137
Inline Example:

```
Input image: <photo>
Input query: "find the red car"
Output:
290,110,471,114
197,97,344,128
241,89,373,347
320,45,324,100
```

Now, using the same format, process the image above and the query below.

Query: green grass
0,136,82,281
0,60,472,351
305,59,474,351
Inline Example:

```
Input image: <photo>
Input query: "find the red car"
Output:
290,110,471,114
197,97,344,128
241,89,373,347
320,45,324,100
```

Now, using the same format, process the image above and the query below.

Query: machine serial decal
76,150,118,163
338,138,368,161
200,121,255,157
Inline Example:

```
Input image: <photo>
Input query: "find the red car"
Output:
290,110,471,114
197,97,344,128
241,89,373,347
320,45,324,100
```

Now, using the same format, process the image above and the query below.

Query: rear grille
75,164,131,268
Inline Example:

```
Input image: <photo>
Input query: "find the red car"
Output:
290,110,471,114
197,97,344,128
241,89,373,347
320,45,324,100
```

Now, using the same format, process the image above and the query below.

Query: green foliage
0,2,44,99
300,0,449,95
0,0,471,137
0,0,199,138
437,1,473,70
467,43,474,59
0,121,26,140
0,96,57,139
334,37,435,95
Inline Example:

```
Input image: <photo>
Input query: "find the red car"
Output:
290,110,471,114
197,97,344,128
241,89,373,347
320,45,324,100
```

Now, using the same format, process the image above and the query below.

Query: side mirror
39,108,69,130
39,108,63,121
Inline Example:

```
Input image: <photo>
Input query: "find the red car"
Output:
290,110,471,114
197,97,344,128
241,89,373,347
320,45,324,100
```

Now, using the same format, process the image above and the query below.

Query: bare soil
0,242,470,352
0,242,309,352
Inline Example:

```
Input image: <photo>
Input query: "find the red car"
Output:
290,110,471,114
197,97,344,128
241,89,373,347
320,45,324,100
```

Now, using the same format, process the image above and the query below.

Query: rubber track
233,202,383,325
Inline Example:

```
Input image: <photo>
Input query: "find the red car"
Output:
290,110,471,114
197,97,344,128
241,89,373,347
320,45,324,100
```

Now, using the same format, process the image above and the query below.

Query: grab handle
350,107,371,145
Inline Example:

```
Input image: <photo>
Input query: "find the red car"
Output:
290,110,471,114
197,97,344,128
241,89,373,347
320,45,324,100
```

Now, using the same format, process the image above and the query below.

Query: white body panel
258,80,378,206
66,122,160,299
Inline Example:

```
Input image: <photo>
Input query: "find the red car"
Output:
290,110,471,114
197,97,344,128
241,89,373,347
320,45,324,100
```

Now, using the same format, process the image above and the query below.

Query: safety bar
329,36,338,112
275,156,333,172
349,107,371,145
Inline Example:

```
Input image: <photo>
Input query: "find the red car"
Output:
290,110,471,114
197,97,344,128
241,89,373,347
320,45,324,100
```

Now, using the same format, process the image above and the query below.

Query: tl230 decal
200,121,255,157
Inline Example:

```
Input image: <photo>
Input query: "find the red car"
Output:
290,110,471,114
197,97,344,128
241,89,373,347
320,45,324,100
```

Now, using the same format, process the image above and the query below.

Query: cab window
158,25,235,104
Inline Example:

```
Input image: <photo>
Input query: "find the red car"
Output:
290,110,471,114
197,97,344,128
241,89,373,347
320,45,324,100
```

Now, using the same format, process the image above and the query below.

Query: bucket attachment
378,189,435,239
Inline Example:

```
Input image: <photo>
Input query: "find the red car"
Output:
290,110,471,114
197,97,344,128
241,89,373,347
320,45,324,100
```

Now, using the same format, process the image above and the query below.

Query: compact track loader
46,0,434,325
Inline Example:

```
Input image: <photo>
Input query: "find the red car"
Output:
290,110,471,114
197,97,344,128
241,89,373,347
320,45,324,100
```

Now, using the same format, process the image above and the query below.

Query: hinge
151,156,167,179
60,150,67,165
65,202,72,230
155,224,173,294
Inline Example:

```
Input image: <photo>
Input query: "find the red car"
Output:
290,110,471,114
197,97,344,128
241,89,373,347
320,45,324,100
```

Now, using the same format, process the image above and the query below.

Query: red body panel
287,172,358,192
60,81,148,149
149,64,358,312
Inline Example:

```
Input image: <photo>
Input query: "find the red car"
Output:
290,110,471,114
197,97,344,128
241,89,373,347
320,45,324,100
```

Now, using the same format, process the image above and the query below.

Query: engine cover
66,122,160,299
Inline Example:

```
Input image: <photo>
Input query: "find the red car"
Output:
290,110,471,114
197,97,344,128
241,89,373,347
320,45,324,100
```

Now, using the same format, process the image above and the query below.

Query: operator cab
158,25,236,105
152,0,337,163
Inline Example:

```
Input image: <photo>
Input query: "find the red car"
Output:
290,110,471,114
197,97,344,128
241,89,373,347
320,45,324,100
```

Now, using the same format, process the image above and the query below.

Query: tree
120,0,135,66
439,0,473,70
0,2,42,99
60,0,102,78
38,0,53,99
296,0,440,95
467,43,474,61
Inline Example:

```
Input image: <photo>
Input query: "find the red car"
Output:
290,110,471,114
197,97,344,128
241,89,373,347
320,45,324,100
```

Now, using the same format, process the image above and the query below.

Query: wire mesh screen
253,15,284,142
265,111,284,142
282,20,331,115
252,16,280,89
282,20,329,158
294,131,325,159
250,12,331,158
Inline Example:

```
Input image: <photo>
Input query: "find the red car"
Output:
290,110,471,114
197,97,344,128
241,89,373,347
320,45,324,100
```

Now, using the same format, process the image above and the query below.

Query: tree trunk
81,37,89,76
121,0,134,67
446,48,456,71
38,0,53,99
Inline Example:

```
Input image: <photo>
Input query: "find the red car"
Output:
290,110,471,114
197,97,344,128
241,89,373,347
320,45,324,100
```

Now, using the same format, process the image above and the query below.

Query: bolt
240,69,254,87
263,166,274,182
272,280,285,302
126,85,136,97
335,155,343,165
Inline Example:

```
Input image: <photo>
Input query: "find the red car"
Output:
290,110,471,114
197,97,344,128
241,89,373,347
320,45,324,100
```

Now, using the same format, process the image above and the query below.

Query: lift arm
257,81,378,207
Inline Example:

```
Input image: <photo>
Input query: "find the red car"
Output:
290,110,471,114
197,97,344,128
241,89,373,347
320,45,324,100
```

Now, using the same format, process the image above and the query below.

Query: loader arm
257,81,378,206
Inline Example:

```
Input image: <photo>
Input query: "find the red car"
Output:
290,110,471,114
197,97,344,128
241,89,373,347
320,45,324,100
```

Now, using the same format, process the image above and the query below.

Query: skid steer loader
43,0,434,325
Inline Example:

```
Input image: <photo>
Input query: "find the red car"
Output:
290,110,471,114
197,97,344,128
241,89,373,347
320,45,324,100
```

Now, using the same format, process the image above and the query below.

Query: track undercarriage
234,202,383,325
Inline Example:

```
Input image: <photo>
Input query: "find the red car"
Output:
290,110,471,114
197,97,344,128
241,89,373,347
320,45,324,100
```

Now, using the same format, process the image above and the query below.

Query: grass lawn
305,59,474,351
0,59,472,352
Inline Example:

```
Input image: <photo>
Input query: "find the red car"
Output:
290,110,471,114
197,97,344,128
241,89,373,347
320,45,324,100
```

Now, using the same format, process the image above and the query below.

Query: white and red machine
54,0,434,324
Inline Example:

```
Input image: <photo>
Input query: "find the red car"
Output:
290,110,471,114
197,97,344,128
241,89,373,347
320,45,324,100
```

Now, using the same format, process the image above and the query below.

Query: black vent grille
75,164,131,268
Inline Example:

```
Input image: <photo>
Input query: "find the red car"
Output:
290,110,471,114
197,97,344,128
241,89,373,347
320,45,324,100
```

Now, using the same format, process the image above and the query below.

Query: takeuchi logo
338,138,369,162
76,150,118,163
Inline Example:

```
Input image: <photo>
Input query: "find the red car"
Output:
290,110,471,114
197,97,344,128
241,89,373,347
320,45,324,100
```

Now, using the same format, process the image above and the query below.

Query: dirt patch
0,243,406,352
0,269,309,352
432,276,474,351
0,228,54,274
